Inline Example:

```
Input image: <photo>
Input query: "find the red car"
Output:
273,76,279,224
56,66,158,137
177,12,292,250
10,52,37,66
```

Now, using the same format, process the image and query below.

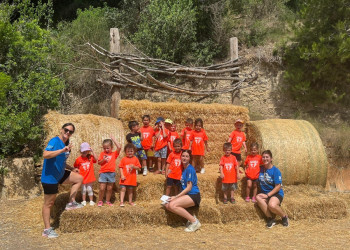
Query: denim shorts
154,146,167,159
222,183,238,191
119,185,135,189
99,172,116,183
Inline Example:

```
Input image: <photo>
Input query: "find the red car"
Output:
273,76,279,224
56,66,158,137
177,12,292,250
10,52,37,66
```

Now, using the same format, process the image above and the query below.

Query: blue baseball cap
155,117,164,125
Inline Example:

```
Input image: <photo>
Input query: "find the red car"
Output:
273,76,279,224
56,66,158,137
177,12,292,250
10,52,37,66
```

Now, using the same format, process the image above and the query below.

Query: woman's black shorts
188,193,201,207
41,170,71,195
268,193,284,204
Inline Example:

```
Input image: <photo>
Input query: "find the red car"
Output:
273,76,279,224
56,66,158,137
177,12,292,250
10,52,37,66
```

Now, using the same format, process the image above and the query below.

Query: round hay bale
247,119,328,186
43,111,125,167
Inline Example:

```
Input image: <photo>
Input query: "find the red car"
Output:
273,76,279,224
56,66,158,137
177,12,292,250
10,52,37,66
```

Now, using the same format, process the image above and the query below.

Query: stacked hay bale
246,119,328,186
119,100,249,164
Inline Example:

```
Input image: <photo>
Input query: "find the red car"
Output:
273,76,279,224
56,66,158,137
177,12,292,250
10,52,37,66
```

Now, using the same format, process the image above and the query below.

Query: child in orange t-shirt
74,142,97,206
189,118,209,174
153,117,169,174
168,123,180,153
244,142,263,203
228,119,247,165
181,118,193,150
220,142,240,204
165,139,183,198
97,136,121,207
140,115,154,174
119,143,141,207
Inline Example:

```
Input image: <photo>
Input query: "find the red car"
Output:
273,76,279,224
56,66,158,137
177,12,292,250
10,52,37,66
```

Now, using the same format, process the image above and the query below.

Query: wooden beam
110,28,121,118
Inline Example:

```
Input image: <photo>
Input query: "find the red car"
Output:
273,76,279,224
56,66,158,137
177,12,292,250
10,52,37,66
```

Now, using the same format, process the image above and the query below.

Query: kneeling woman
256,150,289,228
165,150,201,232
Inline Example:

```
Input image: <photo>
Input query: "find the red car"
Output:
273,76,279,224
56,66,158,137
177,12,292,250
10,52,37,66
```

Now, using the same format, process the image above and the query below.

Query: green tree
283,0,350,107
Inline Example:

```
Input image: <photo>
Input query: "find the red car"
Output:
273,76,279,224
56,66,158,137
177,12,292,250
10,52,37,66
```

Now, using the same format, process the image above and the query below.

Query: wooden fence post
230,37,241,105
110,28,121,118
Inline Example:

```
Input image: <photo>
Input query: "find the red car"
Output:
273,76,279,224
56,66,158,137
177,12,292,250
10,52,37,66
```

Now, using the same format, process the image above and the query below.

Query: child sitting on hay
219,142,240,204
74,142,97,206
97,136,121,207
119,143,141,207
189,118,209,174
227,119,247,166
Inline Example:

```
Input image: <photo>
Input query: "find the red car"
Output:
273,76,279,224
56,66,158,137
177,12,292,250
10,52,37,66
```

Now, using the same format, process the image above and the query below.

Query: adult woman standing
256,150,289,228
165,150,201,232
41,123,83,238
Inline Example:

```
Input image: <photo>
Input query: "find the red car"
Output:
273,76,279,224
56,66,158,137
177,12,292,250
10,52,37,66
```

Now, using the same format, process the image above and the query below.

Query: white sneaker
200,168,205,174
81,201,87,206
89,201,95,206
185,219,201,232
143,167,148,176
186,215,197,227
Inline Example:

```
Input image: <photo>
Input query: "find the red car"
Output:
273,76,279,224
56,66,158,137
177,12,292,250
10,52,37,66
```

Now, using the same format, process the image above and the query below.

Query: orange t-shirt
119,156,141,186
98,150,120,173
154,128,169,151
220,155,238,183
229,130,246,153
168,131,180,151
181,128,192,150
74,156,96,184
244,154,263,180
189,129,208,156
140,126,154,150
166,151,182,180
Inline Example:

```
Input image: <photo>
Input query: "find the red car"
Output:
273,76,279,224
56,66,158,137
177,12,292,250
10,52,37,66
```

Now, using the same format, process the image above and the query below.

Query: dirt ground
1,196,350,250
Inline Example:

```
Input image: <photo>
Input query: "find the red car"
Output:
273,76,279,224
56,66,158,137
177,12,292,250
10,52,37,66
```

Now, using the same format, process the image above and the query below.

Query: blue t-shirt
180,164,200,195
41,137,70,184
258,165,284,197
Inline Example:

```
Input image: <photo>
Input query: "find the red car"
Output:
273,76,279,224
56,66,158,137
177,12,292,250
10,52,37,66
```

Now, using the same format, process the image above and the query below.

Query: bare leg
42,194,56,229
127,188,133,203
120,187,126,203
105,183,113,203
98,183,107,202
268,197,287,218
165,186,172,196
246,179,252,198
157,157,161,171
256,193,272,218
199,156,204,170
252,181,258,198
230,189,235,199
165,195,196,223
62,172,83,203
161,158,167,172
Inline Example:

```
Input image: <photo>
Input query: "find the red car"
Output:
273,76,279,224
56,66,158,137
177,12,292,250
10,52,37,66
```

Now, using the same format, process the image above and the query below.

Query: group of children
72,116,262,207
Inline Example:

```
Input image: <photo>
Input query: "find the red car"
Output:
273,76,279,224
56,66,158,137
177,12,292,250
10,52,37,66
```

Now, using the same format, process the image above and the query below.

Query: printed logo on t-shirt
126,164,133,173
158,135,163,141
105,155,111,162
174,159,181,167
224,163,233,171
249,160,259,168
81,162,90,171
143,132,150,139
194,137,202,144
170,135,177,142
186,133,191,139
236,136,243,142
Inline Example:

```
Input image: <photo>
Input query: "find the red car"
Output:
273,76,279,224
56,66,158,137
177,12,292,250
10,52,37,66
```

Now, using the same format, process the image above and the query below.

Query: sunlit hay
246,119,328,186
43,110,125,174
119,99,249,164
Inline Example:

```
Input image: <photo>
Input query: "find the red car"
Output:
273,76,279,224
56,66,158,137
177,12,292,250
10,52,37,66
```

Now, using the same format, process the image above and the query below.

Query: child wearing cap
74,142,97,206
227,119,247,166
153,117,169,174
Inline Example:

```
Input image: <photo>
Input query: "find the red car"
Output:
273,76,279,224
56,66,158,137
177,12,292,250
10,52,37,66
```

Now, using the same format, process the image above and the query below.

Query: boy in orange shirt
153,117,169,174
228,119,247,165
168,123,180,153
119,143,141,207
189,118,209,174
140,115,154,175
244,142,263,203
165,139,183,198
74,142,97,206
181,118,193,150
220,142,240,204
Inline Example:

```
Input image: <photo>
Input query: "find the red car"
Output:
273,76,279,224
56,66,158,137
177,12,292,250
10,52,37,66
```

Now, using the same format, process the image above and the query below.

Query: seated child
227,119,247,166
220,142,240,204
140,115,155,174
189,118,209,174
153,117,169,174
119,143,141,206
97,136,121,207
244,142,263,203
164,139,183,199
181,118,193,150
74,142,97,206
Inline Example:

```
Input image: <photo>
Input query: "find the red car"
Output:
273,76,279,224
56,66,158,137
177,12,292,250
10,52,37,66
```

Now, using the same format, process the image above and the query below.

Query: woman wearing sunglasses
41,123,83,238
256,150,289,228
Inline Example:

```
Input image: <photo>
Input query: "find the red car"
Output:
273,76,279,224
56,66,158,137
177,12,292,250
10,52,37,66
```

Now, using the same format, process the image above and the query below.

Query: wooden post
110,28,121,118
230,37,240,105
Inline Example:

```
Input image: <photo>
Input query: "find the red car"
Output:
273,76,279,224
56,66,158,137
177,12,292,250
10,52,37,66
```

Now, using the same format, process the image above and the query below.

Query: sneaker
251,197,257,203
200,168,205,174
106,201,113,206
245,197,250,202
266,218,276,229
81,201,87,206
120,202,125,207
230,197,236,204
65,201,84,210
89,201,95,206
97,201,103,207
185,219,201,232
143,167,148,176
282,216,289,227
223,198,228,204
42,227,58,238
129,202,136,206
186,215,197,227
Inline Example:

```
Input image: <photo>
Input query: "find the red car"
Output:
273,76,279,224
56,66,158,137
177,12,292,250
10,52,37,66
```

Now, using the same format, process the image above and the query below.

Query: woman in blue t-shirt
165,150,201,232
256,150,289,228
41,123,83,238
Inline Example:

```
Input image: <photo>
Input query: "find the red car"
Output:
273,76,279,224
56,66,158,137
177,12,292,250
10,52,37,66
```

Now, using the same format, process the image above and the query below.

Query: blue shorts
99,172,116,183
154,146,167,159
136,149,147,160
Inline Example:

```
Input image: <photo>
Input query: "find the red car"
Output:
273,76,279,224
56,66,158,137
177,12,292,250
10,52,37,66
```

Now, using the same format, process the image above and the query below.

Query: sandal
120,202,125,207
129,202,136,206
223,198,228,204
230,198,236,204
245,197,250,202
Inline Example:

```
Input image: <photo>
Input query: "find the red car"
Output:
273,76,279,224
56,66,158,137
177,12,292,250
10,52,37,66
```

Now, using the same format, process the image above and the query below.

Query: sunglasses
64,128,74,135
